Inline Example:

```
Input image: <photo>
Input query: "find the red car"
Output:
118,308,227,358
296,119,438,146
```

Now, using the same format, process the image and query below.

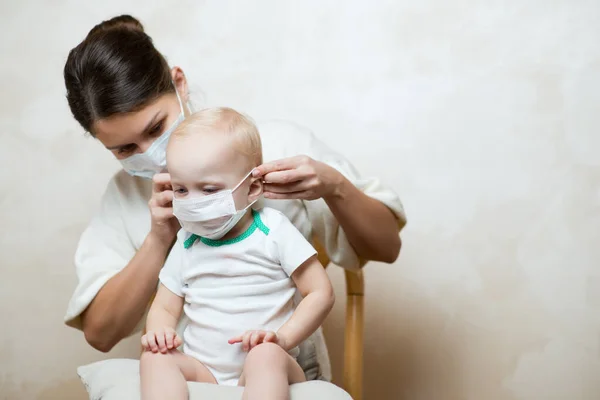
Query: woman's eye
203,188,219,194
175,188,188,194
149,121,164,136
118,145,136,155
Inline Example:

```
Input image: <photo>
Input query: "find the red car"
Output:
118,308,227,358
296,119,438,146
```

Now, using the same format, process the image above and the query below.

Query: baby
139,108,335,400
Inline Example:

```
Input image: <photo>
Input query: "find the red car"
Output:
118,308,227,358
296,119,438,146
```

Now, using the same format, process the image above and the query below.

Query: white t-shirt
64,120,406,381
159,208,316,385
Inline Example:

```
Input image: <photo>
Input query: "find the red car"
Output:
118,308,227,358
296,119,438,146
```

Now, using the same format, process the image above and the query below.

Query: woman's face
91,68,189,160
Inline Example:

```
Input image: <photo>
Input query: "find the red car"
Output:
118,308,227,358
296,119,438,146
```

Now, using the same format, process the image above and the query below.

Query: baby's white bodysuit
159,207,317,386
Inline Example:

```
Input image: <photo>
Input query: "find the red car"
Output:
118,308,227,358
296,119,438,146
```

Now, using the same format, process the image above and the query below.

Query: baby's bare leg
239,343,306,400
140,349,216,400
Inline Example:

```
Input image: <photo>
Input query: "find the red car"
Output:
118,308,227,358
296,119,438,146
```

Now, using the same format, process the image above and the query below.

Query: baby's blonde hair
172,107,263,168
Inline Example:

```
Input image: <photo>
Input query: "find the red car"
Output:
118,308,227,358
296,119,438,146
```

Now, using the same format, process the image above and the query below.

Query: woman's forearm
324,175,402,263
81,233,173,352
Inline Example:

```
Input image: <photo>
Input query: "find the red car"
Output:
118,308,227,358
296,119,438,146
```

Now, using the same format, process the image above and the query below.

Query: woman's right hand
148,173,180,244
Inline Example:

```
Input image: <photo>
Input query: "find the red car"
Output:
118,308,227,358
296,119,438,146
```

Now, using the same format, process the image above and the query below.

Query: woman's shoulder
257,119,312,137
92,170,153,247
102,169,152,207
256,119,315,159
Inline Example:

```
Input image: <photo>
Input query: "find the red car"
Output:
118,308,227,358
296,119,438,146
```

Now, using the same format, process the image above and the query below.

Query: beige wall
1,1,598,399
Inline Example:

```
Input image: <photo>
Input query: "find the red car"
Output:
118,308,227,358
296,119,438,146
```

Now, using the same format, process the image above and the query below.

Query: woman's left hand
252,155,344,200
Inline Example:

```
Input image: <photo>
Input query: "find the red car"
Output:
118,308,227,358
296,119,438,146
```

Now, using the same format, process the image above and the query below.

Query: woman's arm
253,156,402,263
81,233,172,352
79,173,180,352
324,170,402,263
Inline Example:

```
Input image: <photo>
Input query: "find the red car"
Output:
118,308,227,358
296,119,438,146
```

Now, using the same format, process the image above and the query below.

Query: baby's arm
276,255,335,351
228,255,334,351
141,284,185,353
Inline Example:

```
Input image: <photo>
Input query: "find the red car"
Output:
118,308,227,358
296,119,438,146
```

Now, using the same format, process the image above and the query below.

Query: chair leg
343,269,364,400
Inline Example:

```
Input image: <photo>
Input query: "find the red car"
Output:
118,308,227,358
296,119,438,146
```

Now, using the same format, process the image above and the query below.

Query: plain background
1,1,599,399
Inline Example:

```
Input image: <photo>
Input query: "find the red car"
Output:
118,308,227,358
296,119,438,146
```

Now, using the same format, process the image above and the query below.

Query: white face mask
173,170,258,240
119,86,185,179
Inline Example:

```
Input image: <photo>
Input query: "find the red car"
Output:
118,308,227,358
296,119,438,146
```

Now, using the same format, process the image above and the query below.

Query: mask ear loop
173,81,186,117
231,170,256,193
232,170,262,211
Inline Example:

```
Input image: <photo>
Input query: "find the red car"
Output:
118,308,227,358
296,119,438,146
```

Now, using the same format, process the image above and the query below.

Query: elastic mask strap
242,197,259,212
173,82,185,115
232,169,260,212
232,170,255,193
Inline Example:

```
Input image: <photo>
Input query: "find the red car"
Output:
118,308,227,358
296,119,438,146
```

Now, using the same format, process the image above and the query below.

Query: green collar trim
183,210,269,249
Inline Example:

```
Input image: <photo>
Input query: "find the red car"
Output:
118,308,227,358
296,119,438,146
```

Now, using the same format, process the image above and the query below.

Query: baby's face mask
172,170,259,240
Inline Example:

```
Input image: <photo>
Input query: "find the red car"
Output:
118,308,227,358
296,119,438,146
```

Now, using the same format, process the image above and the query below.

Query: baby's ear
248,176,263,202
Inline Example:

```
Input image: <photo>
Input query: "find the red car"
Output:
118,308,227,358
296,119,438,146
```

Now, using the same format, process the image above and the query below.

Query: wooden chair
313,239,365,400
143,241,365,400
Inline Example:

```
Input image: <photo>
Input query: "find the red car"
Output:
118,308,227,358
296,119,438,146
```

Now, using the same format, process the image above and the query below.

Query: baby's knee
140,349,177,369
244,343,288,371
140,350,158,367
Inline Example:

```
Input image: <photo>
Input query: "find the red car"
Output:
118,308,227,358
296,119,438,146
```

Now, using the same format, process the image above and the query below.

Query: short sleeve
269,211,318,276
64,177,136,330
158,231,186,297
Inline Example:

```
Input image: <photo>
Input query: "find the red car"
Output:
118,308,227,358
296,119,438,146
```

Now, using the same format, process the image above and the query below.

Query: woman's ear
171,66,190,109
247,176,263,203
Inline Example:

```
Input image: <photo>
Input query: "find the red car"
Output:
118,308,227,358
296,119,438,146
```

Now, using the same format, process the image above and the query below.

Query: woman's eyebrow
105,111,161,150
141,112,162,134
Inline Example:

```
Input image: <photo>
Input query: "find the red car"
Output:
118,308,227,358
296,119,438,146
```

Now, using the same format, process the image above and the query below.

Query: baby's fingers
242,331,254,352
228,335,243,345
141,335,150,351
250,331,263,349
264,331,277,343
174,334,183,348
156,332,168,353
165,330,175,349
145,331,159,353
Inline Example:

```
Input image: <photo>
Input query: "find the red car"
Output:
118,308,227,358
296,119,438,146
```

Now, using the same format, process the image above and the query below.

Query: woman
63,15,406,382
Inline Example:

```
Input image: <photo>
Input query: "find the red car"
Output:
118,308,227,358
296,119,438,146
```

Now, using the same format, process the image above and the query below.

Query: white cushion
77,358,351,400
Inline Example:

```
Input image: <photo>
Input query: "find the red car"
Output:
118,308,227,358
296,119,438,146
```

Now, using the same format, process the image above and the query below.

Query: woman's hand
148,173,180,243
252,155,344,200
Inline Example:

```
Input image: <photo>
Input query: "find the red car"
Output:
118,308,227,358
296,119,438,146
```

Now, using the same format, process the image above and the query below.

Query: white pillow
78,359,139,400
77,358,351,400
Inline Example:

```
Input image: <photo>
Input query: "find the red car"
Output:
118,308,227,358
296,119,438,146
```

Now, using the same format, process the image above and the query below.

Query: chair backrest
312,236,331,267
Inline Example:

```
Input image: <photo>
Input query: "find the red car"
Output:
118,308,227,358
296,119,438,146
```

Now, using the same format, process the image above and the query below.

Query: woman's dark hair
64,15,174,134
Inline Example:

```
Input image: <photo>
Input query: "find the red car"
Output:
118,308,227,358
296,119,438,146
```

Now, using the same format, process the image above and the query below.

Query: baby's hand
141,327,183,354
228,330,283,352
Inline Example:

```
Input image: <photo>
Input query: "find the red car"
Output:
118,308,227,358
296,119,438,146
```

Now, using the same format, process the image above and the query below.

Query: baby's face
167,132,253,208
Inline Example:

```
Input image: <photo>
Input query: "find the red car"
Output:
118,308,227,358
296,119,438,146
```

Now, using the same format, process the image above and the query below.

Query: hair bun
86,15,144,38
